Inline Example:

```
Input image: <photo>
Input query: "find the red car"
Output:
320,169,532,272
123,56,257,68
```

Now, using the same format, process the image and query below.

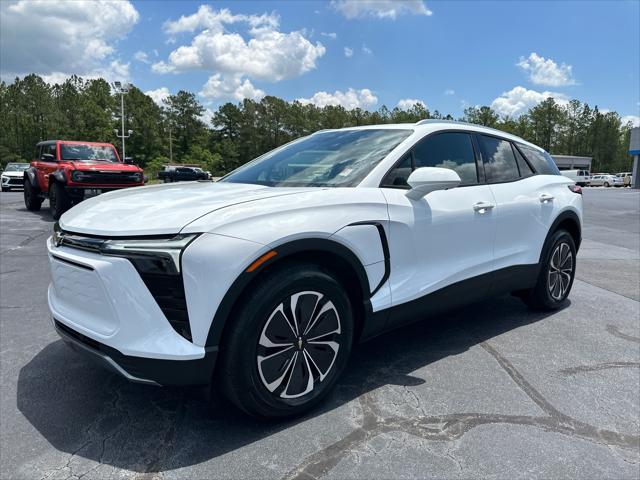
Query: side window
518,144,560,175
513,144,534,177
41,144,56,160
381,154,412,188
412,132,478,185
479,135,520,183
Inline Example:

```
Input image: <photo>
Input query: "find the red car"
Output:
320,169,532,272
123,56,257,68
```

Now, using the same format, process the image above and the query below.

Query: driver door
380,131,497,321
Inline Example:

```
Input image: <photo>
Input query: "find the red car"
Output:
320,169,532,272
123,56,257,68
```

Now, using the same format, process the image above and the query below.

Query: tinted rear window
479,135,520,183
518,145,560,175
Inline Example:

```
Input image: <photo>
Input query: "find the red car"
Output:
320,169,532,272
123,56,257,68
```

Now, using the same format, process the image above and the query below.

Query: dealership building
631,127,639,189
551,155,592,172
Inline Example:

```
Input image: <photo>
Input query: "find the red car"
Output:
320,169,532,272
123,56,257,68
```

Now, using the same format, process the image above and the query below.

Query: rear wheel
522,229,576,310
49,181,71,220
23,179,43,211
218,263,354,419
604,181,610,187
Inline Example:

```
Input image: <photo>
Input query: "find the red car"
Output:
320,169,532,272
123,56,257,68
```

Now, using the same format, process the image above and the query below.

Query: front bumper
54,319,217,385
47,237,216,385
1,176,23,187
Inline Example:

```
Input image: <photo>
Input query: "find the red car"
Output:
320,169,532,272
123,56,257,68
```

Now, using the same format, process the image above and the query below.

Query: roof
314,120,543,152
37,140,117,147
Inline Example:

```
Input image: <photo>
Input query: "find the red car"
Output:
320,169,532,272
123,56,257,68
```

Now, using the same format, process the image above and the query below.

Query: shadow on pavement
17,294,560,473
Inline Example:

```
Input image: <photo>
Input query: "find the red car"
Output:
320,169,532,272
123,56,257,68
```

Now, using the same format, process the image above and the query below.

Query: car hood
59,182,310,236
1,171,25,177
67,161,142,172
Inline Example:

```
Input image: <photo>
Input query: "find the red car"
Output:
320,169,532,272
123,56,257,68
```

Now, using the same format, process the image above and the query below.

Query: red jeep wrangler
23,140,144,219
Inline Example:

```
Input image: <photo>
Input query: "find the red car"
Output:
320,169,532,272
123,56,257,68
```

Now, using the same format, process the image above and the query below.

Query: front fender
24,167,38,188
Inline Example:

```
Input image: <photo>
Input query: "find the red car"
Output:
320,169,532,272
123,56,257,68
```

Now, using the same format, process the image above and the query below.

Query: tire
604,181,610,187
2,187,9,192
522,229,576,311
49,181,71,220
23,179,43,211
218,262,354,419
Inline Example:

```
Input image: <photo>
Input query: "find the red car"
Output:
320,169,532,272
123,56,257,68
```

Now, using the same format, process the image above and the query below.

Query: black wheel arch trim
24,168,38,188
543,210,581,261
50,170,67,185
204,236,375,348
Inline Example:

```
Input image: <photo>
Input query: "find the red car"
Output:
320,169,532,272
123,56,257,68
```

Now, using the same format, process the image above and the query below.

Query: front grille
75,171,140,185
8,178,23,185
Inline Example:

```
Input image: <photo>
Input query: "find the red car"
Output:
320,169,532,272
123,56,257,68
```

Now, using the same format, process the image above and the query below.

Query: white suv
47,120,583,418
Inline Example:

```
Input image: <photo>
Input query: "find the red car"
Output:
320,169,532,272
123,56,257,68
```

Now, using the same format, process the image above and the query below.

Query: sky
1,0,639,125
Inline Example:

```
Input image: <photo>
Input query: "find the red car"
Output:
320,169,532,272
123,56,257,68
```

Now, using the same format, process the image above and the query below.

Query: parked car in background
48,120,583,418
158,166,209,182
617,172,633,186
24,140,144,219
589,174,624,187
1,162,30,191
561,169,591,186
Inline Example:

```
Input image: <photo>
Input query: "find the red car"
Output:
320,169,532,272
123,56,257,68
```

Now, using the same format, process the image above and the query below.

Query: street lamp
112,81,133,160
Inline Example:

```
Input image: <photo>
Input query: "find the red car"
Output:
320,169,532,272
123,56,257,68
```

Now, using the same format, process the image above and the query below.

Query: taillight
568,184,582,194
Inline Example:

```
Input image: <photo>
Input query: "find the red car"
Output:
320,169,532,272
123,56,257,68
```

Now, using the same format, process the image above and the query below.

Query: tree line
0,74,635,177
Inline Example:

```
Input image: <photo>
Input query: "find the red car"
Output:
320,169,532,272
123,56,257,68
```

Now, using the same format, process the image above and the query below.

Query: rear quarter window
518,144,560,175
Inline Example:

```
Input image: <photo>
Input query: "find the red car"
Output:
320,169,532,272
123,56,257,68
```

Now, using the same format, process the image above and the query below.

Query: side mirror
41,153,55,161
406,167,461,200
124,157,134,164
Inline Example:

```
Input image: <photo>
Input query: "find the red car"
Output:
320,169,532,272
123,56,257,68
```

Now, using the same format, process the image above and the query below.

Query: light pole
112,81,133,160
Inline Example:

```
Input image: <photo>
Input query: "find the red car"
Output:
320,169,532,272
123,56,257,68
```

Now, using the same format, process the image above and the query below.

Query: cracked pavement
1,188,639,479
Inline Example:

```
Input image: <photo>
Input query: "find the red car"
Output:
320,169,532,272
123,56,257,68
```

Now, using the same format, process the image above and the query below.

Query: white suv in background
47,120,583,418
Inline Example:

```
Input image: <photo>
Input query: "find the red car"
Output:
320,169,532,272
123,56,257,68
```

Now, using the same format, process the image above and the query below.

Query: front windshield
60,144,119,162
4,163,29,172
222,129,412,187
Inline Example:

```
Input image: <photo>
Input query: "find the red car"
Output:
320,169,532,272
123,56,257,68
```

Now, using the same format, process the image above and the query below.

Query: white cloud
621,115,640,127
200,74,265,102
297,88,378,110
0,0,139,81
491,86,568,117
134,51,150,64
397,98,426,110
344,47,354,58
331,0,432,19
321,32,338,39
517,52,576,87
145,87,170,106
155,6,319,80
444,89,455,96
153,5,325,103
362,44,373,55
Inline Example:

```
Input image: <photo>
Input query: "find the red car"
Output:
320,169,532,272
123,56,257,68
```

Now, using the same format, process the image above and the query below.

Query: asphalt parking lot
1,187,639,479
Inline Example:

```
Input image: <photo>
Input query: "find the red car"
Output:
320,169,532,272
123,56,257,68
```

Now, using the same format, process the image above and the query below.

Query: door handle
473,201,495,213
539,193,554,203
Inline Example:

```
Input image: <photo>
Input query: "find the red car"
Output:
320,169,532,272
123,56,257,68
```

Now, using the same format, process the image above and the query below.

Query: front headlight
101,234,198,274
52,223,198,274
71,170,85,182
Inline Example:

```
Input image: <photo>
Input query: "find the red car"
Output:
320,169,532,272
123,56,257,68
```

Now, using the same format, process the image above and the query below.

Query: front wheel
604,181,610,187
49,181,71,220
24,180,43,211
1,187,9,192
522,229,576,310
218,263,354,419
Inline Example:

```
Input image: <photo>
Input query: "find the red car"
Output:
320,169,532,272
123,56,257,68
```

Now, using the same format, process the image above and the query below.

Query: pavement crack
607,324,640,344
560,362,640,376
